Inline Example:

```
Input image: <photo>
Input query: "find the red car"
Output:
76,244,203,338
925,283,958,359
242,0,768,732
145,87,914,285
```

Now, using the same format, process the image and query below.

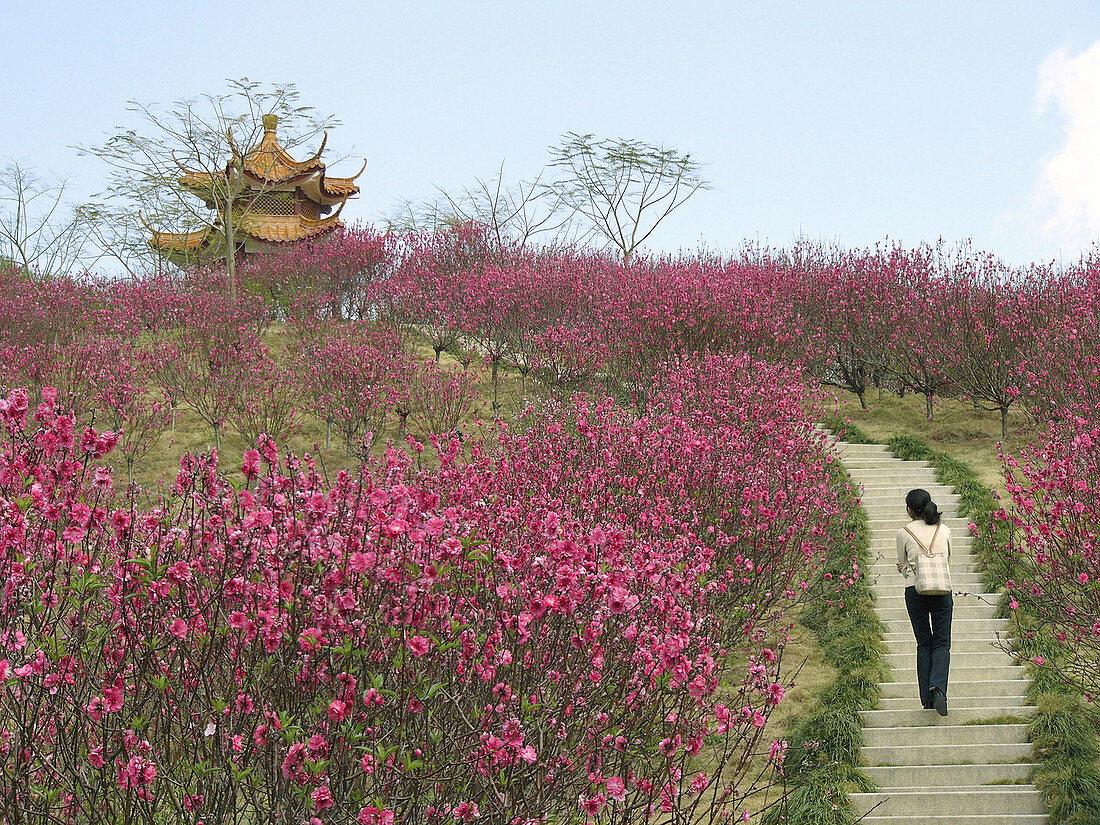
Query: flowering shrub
996,412,1100,699
404,358,481,438
236,226,396,321
297,323,407,454
0,363,850,823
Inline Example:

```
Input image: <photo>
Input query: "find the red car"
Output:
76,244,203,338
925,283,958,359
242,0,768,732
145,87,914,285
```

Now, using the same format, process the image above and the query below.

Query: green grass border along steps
762,458,885,825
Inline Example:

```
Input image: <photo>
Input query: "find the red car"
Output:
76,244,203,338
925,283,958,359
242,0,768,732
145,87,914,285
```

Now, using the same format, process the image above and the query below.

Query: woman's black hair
906,488,941,525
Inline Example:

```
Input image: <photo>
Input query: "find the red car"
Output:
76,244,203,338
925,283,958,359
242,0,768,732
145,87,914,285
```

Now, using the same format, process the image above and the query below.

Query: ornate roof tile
237,213,343,243
148,227,214,253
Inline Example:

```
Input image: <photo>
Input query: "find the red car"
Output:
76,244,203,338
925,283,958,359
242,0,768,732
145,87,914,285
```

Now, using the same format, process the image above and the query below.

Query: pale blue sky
5,1,1100,266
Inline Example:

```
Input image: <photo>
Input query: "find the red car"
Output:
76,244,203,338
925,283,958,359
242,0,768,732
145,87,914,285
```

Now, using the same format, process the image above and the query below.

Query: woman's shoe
931,687,948,717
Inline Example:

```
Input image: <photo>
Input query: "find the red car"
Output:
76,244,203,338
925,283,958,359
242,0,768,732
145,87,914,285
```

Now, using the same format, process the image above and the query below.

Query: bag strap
904,523,942,558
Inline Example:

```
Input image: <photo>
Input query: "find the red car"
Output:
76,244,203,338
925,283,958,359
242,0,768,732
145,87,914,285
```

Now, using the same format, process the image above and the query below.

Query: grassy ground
830,391,1030,496
125,328,522,493
738,610,839,819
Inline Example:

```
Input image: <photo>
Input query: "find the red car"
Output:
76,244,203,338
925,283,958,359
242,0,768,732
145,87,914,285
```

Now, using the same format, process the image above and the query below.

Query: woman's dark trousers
904,586,953,707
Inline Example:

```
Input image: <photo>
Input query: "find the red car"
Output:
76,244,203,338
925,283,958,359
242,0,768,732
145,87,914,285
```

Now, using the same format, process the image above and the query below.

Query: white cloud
1036,41,1100,247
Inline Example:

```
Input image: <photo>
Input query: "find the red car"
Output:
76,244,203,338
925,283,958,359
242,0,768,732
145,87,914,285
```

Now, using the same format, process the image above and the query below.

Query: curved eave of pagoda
297,169,361,206
178,171,221,208
185,167,354,205
242,156,326,185
147,226,215,254
236,213,345,243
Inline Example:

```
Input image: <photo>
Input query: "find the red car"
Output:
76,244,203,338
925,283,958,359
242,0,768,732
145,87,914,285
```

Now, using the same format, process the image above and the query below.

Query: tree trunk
490,357,501,415
857,388,868,410
224,191,238,301
1000,405,1009,440
925,393,934,421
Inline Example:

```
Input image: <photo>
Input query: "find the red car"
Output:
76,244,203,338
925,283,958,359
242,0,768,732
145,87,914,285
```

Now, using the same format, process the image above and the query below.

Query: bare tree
547,132,710,261
79,78,339,290
388,163,575,252
0,161,95,278
435,163,576,251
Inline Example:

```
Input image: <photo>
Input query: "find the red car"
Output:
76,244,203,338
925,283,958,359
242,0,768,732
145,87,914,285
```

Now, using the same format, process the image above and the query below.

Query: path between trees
834,440,1047,824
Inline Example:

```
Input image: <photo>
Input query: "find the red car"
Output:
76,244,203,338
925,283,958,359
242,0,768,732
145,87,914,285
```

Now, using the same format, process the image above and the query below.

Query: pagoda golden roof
318,171,364,198
177,115,364,200
150,113,362,263
149,213,343,255
148,228,214,254
239,114,328,183
237,212,343,243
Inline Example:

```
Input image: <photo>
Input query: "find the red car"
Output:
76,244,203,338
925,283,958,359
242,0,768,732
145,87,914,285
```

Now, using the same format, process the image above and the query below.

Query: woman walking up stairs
833,440,1048,824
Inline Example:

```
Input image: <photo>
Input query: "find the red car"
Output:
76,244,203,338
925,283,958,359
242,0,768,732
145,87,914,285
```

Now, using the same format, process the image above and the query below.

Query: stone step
860,490,961,501
863,723,1030,748
864,762,1039,787
852,787,1046,817
861,501,961,513
869,565,984,577
868,536,975,547
846,460,936,469
880,679,1030,699
884,666,1029,684
877,604,999,622
869,526,972,535
868,518,971,531
871,567,985,577
875,695,1032,711
882,665,1025,683
862,497,962,509
868,566,978,577
868,540,975,551
873,597,1000,610
844,459,933,469
871,587,990,599
870,580,988,594
854,482,958,492
848,471,941,482
858,816,1047,824
862,740,1033,766
875,600,996,614
849,474,941,485
882,638,1015,654
868,531,973,541
882,618,1009,633
861,705,1034,727
882,651,1019,668
866,552,972,558
881,631,1007,643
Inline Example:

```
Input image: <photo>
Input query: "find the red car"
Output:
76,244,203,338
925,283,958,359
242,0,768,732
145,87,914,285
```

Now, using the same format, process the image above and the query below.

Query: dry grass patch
831,392,1032,496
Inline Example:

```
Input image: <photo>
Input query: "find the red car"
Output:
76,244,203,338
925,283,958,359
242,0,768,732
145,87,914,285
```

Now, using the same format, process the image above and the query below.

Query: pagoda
148,114,365,264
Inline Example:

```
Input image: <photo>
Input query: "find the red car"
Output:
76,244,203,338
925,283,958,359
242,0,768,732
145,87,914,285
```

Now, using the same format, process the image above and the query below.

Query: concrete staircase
832,440,1048,825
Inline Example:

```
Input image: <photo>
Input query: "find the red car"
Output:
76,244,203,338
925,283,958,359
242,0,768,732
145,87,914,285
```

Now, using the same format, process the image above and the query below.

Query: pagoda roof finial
262,113,279,134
